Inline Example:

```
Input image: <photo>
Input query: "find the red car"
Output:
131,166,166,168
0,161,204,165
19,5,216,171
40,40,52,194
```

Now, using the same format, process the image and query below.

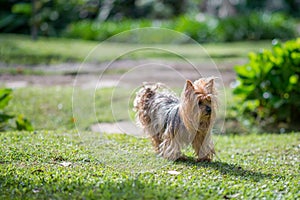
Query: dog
134,78,216,161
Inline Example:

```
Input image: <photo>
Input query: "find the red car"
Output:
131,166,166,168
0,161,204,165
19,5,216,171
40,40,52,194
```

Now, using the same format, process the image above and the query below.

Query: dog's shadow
176,157,278,181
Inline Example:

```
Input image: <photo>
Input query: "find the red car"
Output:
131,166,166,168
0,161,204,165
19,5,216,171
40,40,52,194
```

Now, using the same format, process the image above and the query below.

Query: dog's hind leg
151,134,162,154
159,136,183,161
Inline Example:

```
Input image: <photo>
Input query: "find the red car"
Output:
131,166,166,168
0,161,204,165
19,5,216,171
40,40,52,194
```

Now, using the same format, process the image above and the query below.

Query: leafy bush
233,38,300,132
0,0,91,36
64,12,297,43
0,88,33,131
63,19,173,41
173,15,219,43
217,12,296,42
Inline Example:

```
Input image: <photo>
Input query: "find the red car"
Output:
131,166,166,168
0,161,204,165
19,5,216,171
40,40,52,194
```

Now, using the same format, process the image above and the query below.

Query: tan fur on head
134,77,217,161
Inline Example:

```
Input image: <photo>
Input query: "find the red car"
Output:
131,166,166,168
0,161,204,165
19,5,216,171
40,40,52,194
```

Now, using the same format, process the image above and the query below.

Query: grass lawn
1,87,300,199
5,86,134,130
0,34,272,65
1,34,299,199
0,131,299,199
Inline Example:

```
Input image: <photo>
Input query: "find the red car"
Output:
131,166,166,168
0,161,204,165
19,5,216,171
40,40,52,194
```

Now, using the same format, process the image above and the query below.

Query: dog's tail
133,82,162,126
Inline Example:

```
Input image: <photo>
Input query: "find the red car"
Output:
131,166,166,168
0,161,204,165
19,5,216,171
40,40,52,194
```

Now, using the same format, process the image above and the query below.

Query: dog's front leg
192,133,213,162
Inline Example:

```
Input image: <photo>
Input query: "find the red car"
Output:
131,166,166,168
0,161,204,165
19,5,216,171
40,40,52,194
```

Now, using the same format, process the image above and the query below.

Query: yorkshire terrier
134,78,216,162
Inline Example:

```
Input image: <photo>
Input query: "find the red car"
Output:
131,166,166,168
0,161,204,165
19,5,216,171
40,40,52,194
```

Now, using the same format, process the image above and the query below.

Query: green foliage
0,88,12,109
64,12,297,43
0,88,14,131
0,0,185,37
0,0,89,36
238,0,300,18
173,15,219,43
0,131,299,199
15,114,34,131
217,12,296,42
0,88,33,131
233,38,300,131
63,19,158,41
1,0,299,39
98,0,186,20
11,3,31,16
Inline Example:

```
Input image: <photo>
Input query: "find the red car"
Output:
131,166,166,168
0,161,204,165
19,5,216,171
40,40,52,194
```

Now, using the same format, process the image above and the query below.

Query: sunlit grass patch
0,34,271,65
5,86,134,130
0,131,299,199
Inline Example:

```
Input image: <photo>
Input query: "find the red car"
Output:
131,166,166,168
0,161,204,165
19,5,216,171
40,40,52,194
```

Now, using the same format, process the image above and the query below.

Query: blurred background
1,0,299,41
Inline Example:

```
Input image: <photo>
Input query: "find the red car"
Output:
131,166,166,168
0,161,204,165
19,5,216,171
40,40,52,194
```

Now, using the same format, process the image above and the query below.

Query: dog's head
180,77,217,131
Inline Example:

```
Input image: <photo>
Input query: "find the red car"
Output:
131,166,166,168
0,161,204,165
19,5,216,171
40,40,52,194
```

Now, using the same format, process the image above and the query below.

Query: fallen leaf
32,188,40,193
167,170,181,175
59,161,72,167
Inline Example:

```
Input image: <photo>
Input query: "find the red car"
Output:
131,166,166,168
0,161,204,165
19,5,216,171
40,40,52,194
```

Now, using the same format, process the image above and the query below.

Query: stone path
90,121,144,137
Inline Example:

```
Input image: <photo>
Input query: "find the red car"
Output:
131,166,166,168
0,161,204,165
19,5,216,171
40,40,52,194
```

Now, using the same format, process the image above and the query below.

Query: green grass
1,33,299,199
4,86,133,130
0,131,299,199
0,34,272,65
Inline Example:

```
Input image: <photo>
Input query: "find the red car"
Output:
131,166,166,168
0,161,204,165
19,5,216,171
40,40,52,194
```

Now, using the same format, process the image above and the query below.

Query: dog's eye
198,101,202,107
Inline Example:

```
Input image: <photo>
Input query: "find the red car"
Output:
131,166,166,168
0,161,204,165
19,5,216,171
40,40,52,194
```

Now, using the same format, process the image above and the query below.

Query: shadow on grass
176,157,279,182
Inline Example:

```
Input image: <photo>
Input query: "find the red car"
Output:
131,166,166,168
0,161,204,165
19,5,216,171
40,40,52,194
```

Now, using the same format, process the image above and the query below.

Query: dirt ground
0,59,239,88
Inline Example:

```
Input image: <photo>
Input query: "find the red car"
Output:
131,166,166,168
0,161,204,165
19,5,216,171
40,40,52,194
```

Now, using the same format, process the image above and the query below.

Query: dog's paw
175,155,189,162
195,157,212,162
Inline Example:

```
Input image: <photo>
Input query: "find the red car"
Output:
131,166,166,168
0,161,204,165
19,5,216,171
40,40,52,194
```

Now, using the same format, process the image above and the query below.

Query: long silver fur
134,78,216,161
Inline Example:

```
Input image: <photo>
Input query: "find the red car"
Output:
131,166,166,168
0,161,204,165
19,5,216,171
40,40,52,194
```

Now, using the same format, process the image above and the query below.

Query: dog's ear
185,80,194,91
184,80,194,96
205,78,214,94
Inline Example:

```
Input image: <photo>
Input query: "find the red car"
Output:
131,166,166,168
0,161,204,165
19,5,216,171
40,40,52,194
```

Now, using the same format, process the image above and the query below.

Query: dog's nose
206,106,211,114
